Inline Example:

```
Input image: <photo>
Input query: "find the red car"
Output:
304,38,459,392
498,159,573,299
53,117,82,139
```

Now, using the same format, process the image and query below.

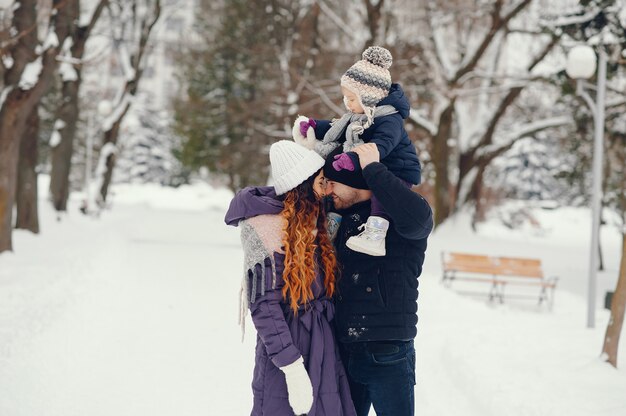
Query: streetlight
566,44,607,329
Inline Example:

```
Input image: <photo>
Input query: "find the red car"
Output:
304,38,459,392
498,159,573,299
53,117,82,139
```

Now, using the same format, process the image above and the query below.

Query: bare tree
95,0,161,204
409,0,568,226
48,0,108,213
15,106,40,232
0,0,77,252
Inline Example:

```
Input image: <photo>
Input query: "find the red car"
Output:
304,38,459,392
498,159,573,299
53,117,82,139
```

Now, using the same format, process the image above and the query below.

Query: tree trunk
602,232,626,368
0,103,26,251
49,78,80,211
49,0,103,212
15,106,40,233
99,113,127,203
98,0,161,204
0,0,38,252
0,0,77,252
364,0,384,46
433,100,454,226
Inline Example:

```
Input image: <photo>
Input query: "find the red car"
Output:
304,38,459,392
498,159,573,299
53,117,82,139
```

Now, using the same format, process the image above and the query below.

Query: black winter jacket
332,162,433,343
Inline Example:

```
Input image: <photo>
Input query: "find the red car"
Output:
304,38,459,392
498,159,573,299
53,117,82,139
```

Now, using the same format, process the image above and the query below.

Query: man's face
325,180,362,210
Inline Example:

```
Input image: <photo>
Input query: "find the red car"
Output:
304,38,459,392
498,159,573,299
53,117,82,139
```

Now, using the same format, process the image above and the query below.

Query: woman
225,140,356,416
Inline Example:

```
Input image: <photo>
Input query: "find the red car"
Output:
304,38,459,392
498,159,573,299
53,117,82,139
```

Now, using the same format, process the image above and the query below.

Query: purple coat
225,187,356,416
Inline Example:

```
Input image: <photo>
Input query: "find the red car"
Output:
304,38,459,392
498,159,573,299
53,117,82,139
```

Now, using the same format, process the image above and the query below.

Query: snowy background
1,0,626,415
0,177,625,416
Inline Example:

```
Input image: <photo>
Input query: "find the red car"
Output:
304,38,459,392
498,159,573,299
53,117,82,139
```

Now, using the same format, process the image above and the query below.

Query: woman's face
313,170,327,199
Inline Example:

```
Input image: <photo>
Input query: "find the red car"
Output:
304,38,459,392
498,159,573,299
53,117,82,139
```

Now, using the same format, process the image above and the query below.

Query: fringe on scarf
237,216,284,341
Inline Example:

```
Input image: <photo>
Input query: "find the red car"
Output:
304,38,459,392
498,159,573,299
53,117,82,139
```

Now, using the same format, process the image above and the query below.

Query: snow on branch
453,0,532,84
408,109,437,136
302,79,344,116
607,98,626,109
102,94,133,131
476,115,571,158
18,57,42,90
116,41,137,82
539,7,601,28
316,0,361,48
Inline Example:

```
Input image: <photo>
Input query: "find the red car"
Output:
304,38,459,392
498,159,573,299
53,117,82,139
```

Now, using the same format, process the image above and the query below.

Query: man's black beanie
323,146,369,190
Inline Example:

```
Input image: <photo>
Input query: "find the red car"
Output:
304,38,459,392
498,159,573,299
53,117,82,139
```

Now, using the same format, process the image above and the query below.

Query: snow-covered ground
1,177,625,416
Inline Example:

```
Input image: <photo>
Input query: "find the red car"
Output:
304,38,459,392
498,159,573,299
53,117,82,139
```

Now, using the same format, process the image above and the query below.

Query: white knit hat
270,140,324,195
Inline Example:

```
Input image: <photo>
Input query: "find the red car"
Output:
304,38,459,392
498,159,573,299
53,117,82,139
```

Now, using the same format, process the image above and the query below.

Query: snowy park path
2,193,626,416
1,206,256,416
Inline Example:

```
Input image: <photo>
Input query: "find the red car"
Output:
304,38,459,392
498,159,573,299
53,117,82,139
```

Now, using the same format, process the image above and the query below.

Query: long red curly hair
281,172,336,313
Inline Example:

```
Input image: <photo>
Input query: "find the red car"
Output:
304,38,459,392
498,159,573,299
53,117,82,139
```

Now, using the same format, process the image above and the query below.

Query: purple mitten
332,153,355,171
299,118,317,137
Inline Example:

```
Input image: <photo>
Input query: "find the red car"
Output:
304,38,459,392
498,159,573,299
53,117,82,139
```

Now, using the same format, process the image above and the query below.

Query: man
323,143,433,416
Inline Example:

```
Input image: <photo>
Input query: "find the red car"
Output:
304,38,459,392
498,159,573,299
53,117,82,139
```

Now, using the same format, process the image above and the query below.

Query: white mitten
292,116,318,150
279,357,313,415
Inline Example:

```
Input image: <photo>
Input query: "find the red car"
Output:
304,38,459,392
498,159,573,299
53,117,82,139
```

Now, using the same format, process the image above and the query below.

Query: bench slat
441,251,557,308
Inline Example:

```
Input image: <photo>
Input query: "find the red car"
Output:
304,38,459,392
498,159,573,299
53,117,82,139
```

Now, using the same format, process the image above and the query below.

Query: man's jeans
339,340,415,416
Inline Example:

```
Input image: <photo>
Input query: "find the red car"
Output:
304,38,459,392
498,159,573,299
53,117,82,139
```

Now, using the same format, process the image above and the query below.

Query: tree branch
451,0,532,85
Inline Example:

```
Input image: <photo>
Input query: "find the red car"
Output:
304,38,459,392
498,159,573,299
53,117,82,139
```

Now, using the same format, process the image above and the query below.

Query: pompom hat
270,140,325,195
341,46,393,108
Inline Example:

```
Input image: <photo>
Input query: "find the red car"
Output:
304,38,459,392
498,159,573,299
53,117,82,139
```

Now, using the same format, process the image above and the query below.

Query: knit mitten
292,116,317,150
332,153,355,171
279,357,313,415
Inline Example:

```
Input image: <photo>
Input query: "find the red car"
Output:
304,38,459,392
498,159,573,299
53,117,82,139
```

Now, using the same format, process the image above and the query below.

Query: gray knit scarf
237,214,284,340
315,105,397,158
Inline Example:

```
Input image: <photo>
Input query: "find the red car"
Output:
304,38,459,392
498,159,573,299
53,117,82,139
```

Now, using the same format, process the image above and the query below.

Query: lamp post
566,45,607,329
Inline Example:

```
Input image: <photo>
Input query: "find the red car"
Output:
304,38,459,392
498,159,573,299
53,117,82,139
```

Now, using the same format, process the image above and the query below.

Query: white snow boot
346,216,389,256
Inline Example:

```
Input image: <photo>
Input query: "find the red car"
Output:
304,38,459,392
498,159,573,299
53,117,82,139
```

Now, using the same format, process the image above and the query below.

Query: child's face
342,86,365,114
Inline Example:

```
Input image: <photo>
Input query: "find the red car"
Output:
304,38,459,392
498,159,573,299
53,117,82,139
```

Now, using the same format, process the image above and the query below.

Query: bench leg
538,286,556,310
548,286,555,310
497,282,505,304
538,286,547,306
488,281,505,304
488,281,497,302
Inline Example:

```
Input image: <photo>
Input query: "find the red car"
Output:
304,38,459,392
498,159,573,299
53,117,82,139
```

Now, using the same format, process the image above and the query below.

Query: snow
18,57,43,90
102,95,132,132
49,119,67,149
0,86,13,108
48,131,61,148
59,38,78,82
409,109,438,136
2,54,14,69
0,177,625,416
42,31,59,51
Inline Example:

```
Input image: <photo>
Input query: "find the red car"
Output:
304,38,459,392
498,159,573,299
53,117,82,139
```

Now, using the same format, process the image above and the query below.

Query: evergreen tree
173,0,280,191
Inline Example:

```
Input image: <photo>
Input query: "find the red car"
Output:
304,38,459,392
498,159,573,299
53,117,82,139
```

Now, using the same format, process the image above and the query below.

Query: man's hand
352,143,380,168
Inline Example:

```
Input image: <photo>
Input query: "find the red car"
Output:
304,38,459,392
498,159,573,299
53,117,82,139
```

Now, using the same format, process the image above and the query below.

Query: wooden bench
441,252,559,307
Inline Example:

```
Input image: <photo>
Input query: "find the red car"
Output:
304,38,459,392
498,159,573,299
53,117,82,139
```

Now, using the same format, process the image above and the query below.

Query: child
293,46,421,256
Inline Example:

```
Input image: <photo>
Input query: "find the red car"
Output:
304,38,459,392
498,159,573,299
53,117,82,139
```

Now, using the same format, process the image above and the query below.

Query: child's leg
347,179,412,256
370,179,412,220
